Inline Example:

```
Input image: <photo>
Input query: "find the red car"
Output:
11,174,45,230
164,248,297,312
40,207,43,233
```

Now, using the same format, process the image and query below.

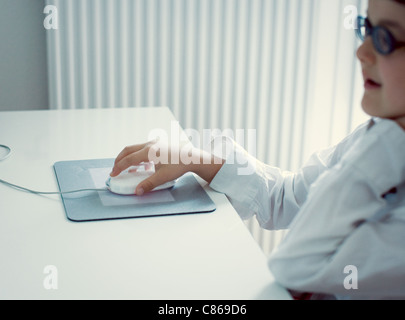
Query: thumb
135,173,165,195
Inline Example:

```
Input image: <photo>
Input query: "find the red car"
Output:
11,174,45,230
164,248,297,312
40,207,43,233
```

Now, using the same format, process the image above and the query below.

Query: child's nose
356,37,377,65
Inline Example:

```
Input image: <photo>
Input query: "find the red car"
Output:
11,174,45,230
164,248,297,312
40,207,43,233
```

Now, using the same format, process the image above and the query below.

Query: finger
127,161,154,173
112,139,159,174
111,148,149,177
114,143,147,166
135,172,171,195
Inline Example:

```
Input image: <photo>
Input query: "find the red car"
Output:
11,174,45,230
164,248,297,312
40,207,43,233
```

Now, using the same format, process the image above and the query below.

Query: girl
111,0,405,299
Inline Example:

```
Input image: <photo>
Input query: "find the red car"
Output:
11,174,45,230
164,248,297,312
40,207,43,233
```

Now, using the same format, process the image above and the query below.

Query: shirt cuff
209,136,260,219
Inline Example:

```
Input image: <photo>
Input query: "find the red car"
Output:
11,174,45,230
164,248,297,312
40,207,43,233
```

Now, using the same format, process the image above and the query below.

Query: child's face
357,0,405,129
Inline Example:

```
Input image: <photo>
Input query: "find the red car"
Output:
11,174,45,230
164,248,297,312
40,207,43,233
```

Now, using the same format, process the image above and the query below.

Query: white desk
0,107,291,300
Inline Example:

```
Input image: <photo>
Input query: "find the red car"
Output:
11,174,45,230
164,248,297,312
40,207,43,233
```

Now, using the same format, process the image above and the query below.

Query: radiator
45,0,368,255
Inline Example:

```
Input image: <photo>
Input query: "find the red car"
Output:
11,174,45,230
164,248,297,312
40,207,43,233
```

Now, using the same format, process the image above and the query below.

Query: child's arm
208,123,370,230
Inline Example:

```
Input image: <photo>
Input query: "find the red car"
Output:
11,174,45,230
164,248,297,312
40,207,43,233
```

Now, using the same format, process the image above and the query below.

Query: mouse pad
54,159,216,222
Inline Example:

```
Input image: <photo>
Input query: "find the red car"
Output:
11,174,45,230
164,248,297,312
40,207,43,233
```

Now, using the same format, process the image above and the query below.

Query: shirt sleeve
267,119,405,298
209,121,370,230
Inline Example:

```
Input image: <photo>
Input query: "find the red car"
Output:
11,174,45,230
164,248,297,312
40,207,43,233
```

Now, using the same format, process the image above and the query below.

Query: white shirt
210,118,405,299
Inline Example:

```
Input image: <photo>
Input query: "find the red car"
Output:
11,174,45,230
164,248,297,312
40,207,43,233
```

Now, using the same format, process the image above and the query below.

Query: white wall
0,0,49,111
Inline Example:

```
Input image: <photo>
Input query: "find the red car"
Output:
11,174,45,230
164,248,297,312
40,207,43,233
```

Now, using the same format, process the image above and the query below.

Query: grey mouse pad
54,159,216,222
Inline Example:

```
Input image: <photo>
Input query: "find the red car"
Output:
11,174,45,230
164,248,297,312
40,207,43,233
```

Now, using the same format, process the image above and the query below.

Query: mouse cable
0,178,108,195
0,146,107,195
0,144,12,161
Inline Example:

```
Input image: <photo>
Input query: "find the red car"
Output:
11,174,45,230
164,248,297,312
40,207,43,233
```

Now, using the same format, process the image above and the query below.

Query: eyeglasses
356,16,405,55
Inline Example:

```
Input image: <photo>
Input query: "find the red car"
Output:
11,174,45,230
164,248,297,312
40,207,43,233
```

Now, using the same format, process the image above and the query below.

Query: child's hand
110,139,225,195
110,140,189,195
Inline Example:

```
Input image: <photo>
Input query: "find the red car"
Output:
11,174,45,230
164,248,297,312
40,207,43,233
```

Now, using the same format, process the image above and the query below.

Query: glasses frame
356,16,405,55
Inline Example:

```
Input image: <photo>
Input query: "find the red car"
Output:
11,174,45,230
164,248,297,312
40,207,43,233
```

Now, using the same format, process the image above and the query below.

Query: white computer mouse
105,162,176,195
